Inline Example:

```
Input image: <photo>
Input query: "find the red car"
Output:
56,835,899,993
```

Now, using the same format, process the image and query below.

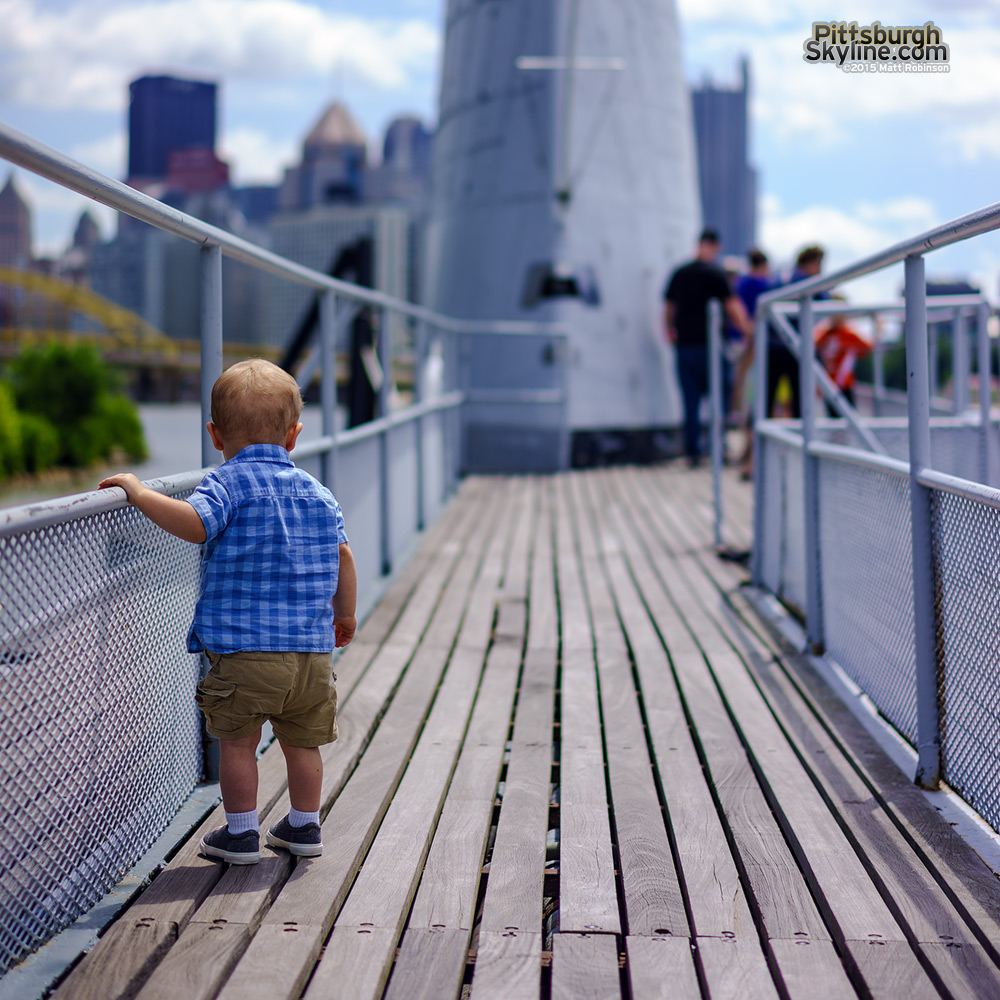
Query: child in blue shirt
100,358,357,864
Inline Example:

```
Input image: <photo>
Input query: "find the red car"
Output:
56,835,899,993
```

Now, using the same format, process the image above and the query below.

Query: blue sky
2,0,1000,305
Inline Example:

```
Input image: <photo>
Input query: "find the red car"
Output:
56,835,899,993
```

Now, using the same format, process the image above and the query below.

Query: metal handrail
0,468,211,538
757,202,1000,305
0,122,565,339
750,189,1000,793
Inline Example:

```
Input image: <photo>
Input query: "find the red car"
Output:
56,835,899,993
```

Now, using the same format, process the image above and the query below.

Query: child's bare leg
280,741,323,813
218,729,261,814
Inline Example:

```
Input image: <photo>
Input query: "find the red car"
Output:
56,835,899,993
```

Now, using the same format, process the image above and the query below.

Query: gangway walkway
51,464,1000,1000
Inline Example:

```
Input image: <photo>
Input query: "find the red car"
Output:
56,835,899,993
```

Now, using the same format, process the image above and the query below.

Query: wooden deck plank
471,931,542,1000
303,925,398,1000
478,742,551,935
219,484,509,1000
617,469,910,945
133,921,251,1000
599,470,842,944
403,646,519,932
624,470,967,1000
847,940,944,1000
697,936,780,999
559,746,620,934
583,472,759,942
493,477,535,643
916,940,1000,1000
553,475,620,934
49,466,1000,1000
527,478,558,652
385,481,532,996
724,588,1000,952
767,939,857,999
383,928,470,1000
567,472,688,938
402,481,524,935
550,933,621,1000
625,936,701,999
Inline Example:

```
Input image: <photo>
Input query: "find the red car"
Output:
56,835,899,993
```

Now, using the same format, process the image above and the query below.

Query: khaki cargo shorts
196,650,338,747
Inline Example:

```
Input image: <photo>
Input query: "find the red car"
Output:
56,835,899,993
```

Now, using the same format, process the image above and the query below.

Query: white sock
226,809,259,835
288,807,320,828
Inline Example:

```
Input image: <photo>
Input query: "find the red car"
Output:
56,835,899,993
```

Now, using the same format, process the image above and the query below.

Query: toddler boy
100,358,356,864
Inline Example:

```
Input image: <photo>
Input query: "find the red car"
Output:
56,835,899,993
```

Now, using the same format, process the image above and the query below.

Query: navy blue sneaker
200,825,261,865
266,815,323,857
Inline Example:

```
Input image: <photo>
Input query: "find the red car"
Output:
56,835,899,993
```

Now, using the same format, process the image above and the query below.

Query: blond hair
211,359,302,444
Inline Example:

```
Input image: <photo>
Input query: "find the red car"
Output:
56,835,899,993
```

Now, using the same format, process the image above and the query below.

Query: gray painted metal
978,300,996,486
768,307,886,455
807,439,910,478
903,254,941,789
425,0,699,466
917,467,1000,508
952,309,969,415
709,300,723,548
751,313,769,586
0,123,564,341
199,245,224,468
757,200,1000,306
319,291,338,491
798,297,823,649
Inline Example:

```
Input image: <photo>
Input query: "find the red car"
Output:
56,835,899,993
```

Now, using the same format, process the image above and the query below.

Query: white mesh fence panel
817,457,918,744
931,488,1000,832
0,485,204,975
756,431,806,612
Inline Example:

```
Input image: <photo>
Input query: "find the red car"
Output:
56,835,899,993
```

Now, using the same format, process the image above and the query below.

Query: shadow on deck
52,465,1000,1000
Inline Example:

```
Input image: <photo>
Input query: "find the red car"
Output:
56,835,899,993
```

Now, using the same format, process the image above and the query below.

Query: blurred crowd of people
664,230,871,477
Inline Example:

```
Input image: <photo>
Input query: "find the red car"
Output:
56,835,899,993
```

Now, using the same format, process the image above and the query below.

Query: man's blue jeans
675,344,708,461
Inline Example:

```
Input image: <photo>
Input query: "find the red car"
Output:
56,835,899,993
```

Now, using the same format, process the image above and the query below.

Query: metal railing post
455,328,467,488
952,308,969,415
414,319,426,531
199,243,223,782
377,307,392,576
751,311,768,586
798,295,823,651
200,244,223,468
929,317,939,400
708,299,723,547
905,254,941,790
977,300,995,486
319,290,338,491
872,312,885,417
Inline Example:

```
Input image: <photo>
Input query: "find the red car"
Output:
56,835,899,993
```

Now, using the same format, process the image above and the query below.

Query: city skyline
2,0,1000,304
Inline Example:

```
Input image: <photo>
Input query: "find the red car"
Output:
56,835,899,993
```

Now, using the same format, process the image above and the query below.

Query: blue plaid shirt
186,444,348,654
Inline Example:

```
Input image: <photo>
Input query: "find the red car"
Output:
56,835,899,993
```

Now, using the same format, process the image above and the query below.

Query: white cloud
70,131,127,177
0,0,439,112
855,197,937,227
684,16,1000,152
219,126,296,186
759,192,953,302
950,113,1000,162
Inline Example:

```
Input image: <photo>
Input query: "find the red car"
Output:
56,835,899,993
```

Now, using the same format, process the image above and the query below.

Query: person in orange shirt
815,314,871,411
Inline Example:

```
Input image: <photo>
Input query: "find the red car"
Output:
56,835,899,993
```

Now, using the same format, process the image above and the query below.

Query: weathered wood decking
54,465,1000,1000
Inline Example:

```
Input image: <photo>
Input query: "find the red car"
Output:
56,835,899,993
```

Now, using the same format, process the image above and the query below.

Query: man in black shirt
664,229,753,466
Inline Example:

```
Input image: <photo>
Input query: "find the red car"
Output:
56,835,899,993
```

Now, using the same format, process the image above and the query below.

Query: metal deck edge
0,782,221,1000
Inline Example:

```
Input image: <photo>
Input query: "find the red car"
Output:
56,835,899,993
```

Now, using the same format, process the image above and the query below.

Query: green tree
0,381,23,479
9,343,147,468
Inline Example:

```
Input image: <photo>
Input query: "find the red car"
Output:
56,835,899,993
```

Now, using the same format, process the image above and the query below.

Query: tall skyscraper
691,58,757,258
0,172,31,268
128,76,217,184
279,103,367,211
365,116,433,207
